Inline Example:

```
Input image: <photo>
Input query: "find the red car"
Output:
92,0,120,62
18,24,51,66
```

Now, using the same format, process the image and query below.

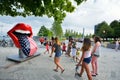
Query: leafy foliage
94,20,120,39
0,0,86,23
74,0,87,5
64,29,82,38
37,25,52,37
0,0,86,38
51,21,63,37
110,20,120,38
96,21,113,38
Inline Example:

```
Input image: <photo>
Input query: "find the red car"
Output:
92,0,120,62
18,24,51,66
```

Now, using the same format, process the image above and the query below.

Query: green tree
95,21,113,37
95,21,114,41
51,21,63,37
0,0,86,23
47,30,53,39
99,25,113,38
64,29,70,38
78,33,82,38
64,29,83,38
85,33,93,38
110,20,120,38
94,21,105,36
37,25,51,37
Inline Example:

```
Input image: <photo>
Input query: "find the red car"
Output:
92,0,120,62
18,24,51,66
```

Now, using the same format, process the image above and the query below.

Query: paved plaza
0,42,120,80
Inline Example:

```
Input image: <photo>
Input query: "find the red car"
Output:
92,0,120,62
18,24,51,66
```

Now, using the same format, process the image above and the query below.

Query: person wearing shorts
51,37,65,73
76,38,92,80
91,36,101,76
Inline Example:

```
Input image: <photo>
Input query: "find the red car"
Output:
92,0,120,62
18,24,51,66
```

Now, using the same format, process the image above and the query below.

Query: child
76,48,81,63
71,41,77,61
65,40,72,57
44,41,50,54
62,42,67,54
76,38,92,80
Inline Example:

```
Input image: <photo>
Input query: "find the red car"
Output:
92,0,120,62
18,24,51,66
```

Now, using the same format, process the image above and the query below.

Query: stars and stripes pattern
15,33,30,56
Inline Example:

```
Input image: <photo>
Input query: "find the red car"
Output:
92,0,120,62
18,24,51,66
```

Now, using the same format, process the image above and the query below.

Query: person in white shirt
91,36,101,76
76,38,92,80
115,40,119,51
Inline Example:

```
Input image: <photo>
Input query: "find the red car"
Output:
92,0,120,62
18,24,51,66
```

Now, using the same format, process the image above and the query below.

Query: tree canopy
95,21,113,38
64,29,82,38
37,25,52,37
94,20,120,39
0,0,86,23
110,20,120,38
51,21,63,37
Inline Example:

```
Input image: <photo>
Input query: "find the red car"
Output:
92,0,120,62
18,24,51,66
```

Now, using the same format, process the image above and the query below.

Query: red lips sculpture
7,23,38,57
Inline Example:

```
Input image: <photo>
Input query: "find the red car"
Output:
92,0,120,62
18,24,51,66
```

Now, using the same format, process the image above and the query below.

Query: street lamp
103,30,106,42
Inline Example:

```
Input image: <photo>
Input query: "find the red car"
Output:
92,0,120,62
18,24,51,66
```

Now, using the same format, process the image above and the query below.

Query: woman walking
51,37,65,73
76,38,92,80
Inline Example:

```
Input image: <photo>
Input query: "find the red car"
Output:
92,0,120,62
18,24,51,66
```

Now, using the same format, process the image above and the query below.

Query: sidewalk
0,43,120,80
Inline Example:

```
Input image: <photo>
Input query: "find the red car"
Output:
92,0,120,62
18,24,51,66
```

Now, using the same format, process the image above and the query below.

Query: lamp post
103,30,105,42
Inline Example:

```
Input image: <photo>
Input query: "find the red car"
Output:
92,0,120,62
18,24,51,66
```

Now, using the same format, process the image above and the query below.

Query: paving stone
0,42,120,80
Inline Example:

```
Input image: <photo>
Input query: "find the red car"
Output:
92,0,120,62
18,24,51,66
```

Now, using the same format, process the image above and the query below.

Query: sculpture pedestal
7,53,40,62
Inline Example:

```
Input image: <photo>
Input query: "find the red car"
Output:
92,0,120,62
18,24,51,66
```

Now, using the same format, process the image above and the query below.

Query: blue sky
0,0,120,36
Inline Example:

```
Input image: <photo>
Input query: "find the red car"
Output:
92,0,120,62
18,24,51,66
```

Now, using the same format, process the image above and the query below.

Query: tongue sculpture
7,23,38,58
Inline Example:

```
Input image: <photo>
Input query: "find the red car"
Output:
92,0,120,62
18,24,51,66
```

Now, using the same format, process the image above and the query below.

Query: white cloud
62,0,120,34
0,0,120,36
0,16,53,36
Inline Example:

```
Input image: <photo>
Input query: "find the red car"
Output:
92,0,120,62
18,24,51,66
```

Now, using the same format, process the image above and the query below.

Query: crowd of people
38,36,102,80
